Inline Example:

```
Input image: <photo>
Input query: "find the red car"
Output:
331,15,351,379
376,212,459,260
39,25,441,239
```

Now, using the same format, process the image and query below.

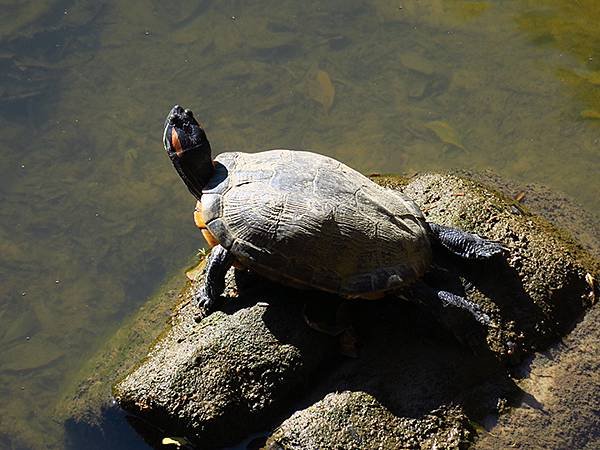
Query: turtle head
163,105,213,200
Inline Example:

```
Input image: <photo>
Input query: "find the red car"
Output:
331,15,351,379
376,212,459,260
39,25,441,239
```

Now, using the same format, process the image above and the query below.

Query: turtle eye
168,114,181,127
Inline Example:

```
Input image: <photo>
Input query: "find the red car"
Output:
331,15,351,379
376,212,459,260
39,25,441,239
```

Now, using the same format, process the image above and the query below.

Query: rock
109,172,598,449
265,391,474,450
402,173,597,358
475,303,600,450
460,169,600,260
113,272,337,448
460,173,600,450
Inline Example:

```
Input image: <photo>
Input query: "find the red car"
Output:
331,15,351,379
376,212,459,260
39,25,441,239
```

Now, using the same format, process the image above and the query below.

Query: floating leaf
399,51,435,75
573,69,600,86
0,341,64,373
585,272,595,289
307,69,335,112
580,109,600,120
514,191,526,202
424,120,466,150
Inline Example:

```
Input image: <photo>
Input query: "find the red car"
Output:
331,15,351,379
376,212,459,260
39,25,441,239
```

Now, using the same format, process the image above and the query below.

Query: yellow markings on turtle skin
201,230,219,248
170,128,184,156
194,201,220,248
194,201,207,228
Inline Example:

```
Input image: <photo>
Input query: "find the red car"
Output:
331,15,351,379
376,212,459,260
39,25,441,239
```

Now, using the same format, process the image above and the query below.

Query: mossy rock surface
265,391,474,450
63,171,598,449
403,173,596,357
113,273,338,448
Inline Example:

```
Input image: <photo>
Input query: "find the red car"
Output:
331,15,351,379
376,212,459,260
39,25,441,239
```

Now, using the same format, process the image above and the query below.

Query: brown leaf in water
307,69,335,112
514,191,526,202
580,109,600,120
424,120,466,150
573,69,600,86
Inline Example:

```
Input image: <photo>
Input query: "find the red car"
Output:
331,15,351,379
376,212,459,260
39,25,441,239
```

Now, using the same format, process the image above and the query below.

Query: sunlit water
0,1,598,448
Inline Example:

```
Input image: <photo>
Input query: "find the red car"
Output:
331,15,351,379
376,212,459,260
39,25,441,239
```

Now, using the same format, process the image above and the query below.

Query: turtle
163,105,503,336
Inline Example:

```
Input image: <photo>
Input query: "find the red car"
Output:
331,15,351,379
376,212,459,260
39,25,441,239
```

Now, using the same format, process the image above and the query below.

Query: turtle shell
200,150,432,297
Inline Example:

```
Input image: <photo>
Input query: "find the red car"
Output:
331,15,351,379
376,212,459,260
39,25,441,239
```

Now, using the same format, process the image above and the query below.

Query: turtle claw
428,223,507,260
193,244,234,314
470,236,507,259
194,285,217,311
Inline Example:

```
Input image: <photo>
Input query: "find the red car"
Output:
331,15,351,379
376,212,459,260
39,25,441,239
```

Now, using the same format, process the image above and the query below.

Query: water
0,1,598,448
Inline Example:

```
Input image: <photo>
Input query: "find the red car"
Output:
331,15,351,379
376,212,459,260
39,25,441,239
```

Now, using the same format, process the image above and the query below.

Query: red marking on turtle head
170,128,184,157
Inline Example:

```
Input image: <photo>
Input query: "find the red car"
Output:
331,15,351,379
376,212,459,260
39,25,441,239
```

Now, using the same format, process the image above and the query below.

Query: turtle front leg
196,244,235,310
427,222,505,260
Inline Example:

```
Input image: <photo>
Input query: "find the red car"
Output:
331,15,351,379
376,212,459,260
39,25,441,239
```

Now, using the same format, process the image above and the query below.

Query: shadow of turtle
250,274,530,430
445,251,586,359
259,293,528,432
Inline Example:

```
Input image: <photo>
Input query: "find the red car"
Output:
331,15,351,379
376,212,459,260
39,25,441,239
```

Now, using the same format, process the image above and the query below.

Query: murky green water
0,1,598,448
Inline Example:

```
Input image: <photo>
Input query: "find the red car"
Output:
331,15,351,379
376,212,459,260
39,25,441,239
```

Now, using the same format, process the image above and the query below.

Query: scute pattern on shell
201,150,432,296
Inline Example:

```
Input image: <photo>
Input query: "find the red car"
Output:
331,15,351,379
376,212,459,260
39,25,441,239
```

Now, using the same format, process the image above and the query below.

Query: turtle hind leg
427,222,505,260
401,283,491,351
195,244,235,311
